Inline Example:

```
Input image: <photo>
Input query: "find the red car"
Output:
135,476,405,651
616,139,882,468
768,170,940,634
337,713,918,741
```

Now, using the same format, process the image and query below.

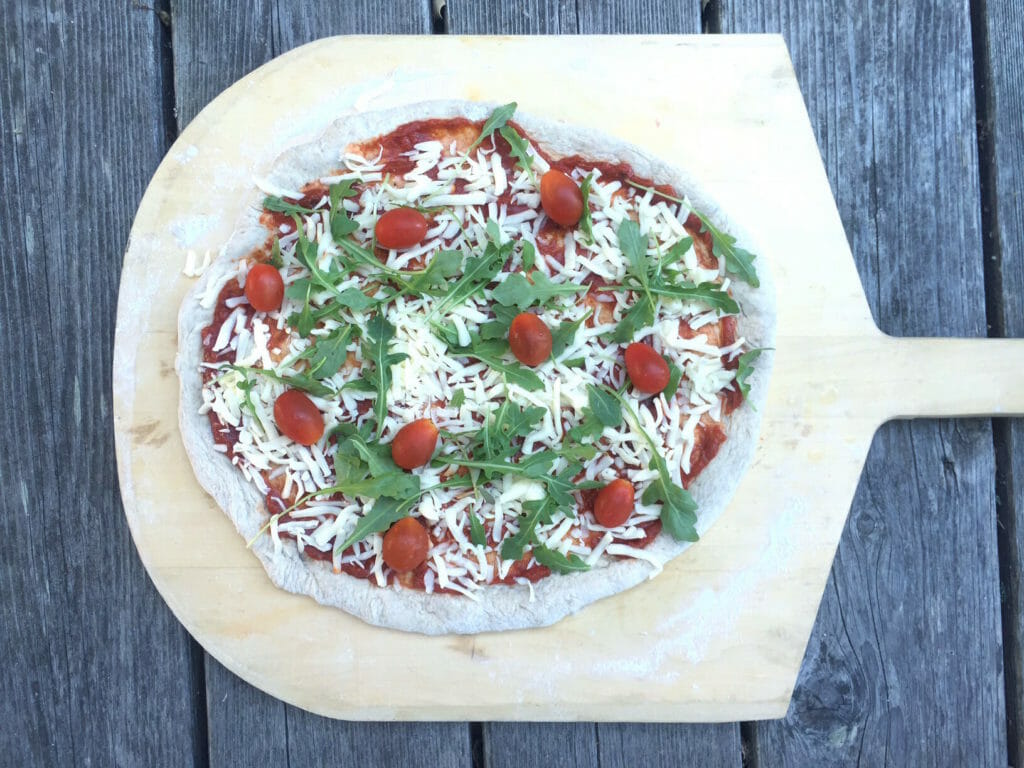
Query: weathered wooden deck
1,1,1020,765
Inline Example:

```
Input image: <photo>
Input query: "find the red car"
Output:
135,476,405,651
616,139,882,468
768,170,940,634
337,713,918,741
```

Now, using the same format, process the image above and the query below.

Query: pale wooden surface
112,33,1021,724
3,0,1021,765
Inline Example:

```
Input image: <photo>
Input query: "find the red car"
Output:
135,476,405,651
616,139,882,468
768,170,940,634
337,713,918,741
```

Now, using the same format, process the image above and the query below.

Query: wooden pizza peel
112,35,1024,721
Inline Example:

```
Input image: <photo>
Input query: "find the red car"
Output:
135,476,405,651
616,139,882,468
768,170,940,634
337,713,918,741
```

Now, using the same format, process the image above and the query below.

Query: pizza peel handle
873,336,1024,419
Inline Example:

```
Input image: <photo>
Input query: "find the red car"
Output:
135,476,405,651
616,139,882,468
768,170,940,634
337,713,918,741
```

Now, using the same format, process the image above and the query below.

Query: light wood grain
0,1,200,765
113,35,1018,722
722,2,1007,765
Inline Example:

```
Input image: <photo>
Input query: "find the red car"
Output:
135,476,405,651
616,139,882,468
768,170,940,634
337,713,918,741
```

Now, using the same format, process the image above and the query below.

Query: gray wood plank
0,1,200,766
206,658,289,765
722,1,1006,765
484,723,598,768
206,656,471,768
985,1,1024,765
446,5,740,767
169,6,470,764
170,0,431,129
598,723,742,768
447,0,699,33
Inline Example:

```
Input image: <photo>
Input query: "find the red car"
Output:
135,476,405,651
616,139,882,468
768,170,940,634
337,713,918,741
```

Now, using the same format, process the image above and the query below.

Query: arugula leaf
445,451,557,482
641,462,698,542
660,236,692,270
617,219,650,284
521,240,536,271
562,356,586,368
449,389,466,409
623,180,760,287
269,238,283,268
608,387,699,542
469,102,517,151
696,213,759,287
492,270,585,310
483,401,548,456
609,221,738,342
468,511,487,547
454,338,544,392
361,314,408,438
648,282,739,314
227,364,334,398
288,283,317,337
499,498,553,561
480,304,519,340
550,309,592,359
404,250,463,293
296,324,354,379
579,174,595,245
612,220,657,342
736,348,762,399
329,179,360,240
333,422,401,479
430,221,510,319
336,496,412,552
663,360,683,398
612,295,655,344
532,545,590,574
587,385,622,427
498,125,537,184
263,196,315,216
568,384,620,443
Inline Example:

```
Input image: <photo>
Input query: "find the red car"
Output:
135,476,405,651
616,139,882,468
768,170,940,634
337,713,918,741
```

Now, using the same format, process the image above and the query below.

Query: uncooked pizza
177,101,774,634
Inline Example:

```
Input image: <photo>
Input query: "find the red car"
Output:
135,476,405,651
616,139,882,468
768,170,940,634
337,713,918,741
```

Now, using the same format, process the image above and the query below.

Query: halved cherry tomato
593,479,635,528
508,312,552,367
624,342,670,394
382,517,431,572
540,169,584,227
375,208,429,249
273,389,324,445
391,418,439,470
244,263,284,312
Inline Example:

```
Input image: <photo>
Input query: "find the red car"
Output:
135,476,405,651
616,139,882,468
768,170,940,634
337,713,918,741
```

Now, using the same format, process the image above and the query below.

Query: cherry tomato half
624,342,670,394
593,479,635,528
382,517,431,572
391,418,439,470
540,169,584,227
273,389,324,446
375,207,429,250
244,263,284,312
508,312,553,367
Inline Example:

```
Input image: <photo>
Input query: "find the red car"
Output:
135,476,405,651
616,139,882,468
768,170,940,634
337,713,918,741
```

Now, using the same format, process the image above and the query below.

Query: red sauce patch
681,422,727,488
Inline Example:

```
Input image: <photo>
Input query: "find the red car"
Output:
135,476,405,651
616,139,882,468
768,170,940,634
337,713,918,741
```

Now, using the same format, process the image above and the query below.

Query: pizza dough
177,100,775,634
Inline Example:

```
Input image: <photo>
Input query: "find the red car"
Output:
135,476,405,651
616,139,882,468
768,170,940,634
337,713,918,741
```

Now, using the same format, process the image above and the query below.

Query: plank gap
701,0,721,34
190,641,211,768
993,418,1021,768
969,0,1005,341
470,722,484,768
431,0,448,33
970,1,1019,765
154,0,178,145
739,721,758,768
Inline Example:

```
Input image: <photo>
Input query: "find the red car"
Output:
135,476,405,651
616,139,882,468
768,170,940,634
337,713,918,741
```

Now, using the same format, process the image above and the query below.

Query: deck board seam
969,2,1019,767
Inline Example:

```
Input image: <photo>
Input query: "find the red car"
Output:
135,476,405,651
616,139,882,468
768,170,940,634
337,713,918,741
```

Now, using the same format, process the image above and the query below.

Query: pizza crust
177,100,776,635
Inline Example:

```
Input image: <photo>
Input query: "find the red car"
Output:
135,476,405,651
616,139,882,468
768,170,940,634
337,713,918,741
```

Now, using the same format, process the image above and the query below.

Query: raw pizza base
176,100,776,635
